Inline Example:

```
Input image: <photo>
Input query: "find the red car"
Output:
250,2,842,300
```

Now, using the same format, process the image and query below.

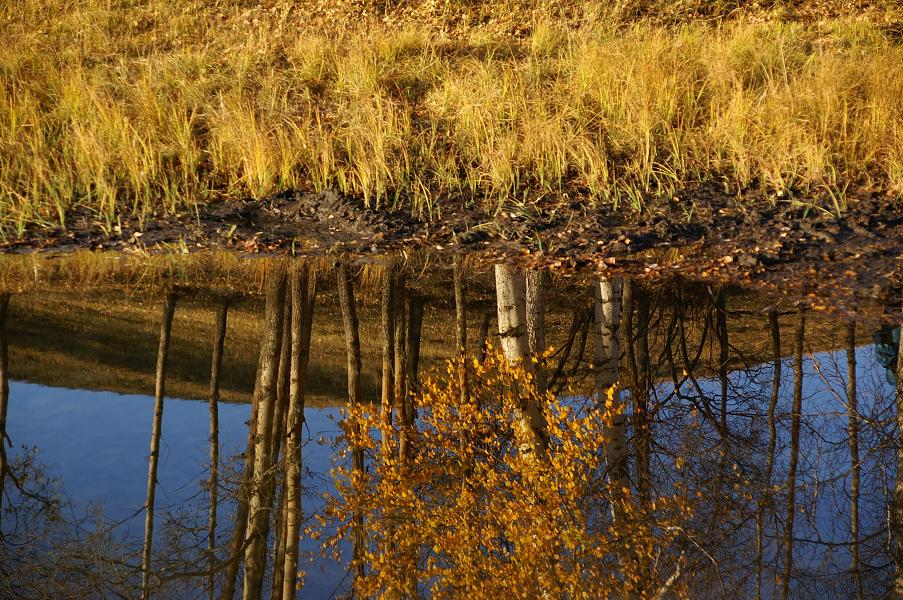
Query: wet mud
2,186,901,309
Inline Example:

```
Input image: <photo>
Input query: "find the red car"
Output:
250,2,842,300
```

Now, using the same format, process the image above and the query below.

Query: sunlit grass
1,0,901,237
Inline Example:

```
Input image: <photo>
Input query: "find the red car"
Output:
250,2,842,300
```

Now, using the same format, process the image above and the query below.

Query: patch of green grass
1,1,901,237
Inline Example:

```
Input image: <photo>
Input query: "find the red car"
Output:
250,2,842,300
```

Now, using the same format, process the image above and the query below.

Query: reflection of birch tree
755,308,781,600
623,280,652,507
594,277,626,489
242,265,287,600
847,322,863,600
280,264,317,598
380,261,395,455
495,263,547,458
270,284,292,597
335,262,365,589
526,270,548,393
394,269,410,460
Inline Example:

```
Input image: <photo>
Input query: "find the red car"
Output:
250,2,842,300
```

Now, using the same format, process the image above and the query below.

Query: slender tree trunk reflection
394,271,410,461
380,262,395,458
621,280,653,591
526,269,548,393
0,293,10,529
223,373,259,600
207,298,229,600
242,265,287,600
282,265,316,598
846,321,864,600
270,287,293,597
780,308,805,600
335,262,365,593
141,291,177,600
716,289,729,431
755,308,781,600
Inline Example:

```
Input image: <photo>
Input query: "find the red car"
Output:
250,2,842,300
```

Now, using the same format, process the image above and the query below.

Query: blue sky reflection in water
5,340,898,598
651,342,896,597
2,261,901,600
5,382,348,599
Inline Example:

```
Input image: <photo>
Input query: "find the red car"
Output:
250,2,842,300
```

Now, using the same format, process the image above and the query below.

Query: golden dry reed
1,0,901,237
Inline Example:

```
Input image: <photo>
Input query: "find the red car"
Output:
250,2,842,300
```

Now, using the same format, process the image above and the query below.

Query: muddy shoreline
3,186,901,310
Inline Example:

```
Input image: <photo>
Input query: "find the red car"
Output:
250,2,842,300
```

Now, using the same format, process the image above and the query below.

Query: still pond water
1,256,901,599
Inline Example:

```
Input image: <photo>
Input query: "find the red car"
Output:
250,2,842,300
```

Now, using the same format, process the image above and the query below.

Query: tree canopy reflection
0,255,900,599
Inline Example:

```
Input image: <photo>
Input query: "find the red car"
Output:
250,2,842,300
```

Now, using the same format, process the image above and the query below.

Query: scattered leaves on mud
2,186,900,311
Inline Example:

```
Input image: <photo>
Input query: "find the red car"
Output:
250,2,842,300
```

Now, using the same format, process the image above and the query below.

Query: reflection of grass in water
1,272,496,405
0,251,273,295
0,252,493,405
5,289,388,406
1,1,902,236
0,251,875,407
0,252,490,405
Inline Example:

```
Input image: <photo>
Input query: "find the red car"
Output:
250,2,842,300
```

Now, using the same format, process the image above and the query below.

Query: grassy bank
1,1,902,238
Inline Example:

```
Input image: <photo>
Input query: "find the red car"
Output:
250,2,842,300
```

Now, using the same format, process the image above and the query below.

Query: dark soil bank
3,187,901,310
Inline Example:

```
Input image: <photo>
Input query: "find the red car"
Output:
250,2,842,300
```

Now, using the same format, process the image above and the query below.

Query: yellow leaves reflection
321,346,690,599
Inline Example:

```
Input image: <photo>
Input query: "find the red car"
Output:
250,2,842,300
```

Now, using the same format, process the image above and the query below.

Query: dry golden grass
1,0,902,236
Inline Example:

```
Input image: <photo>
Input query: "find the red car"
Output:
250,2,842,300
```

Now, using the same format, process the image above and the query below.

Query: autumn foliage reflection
323,347,690,599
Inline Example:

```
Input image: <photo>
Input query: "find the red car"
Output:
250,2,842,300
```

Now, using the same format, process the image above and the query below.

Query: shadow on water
0,254,901,599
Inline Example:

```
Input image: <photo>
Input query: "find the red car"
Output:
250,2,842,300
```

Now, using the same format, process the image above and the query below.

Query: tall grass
1,0,901,236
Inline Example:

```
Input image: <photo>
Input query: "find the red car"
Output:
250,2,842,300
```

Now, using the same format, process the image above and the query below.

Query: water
0,257,900,599
5,383,347,598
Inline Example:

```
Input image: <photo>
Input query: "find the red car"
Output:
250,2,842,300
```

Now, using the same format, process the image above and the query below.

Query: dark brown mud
2,186,901,310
